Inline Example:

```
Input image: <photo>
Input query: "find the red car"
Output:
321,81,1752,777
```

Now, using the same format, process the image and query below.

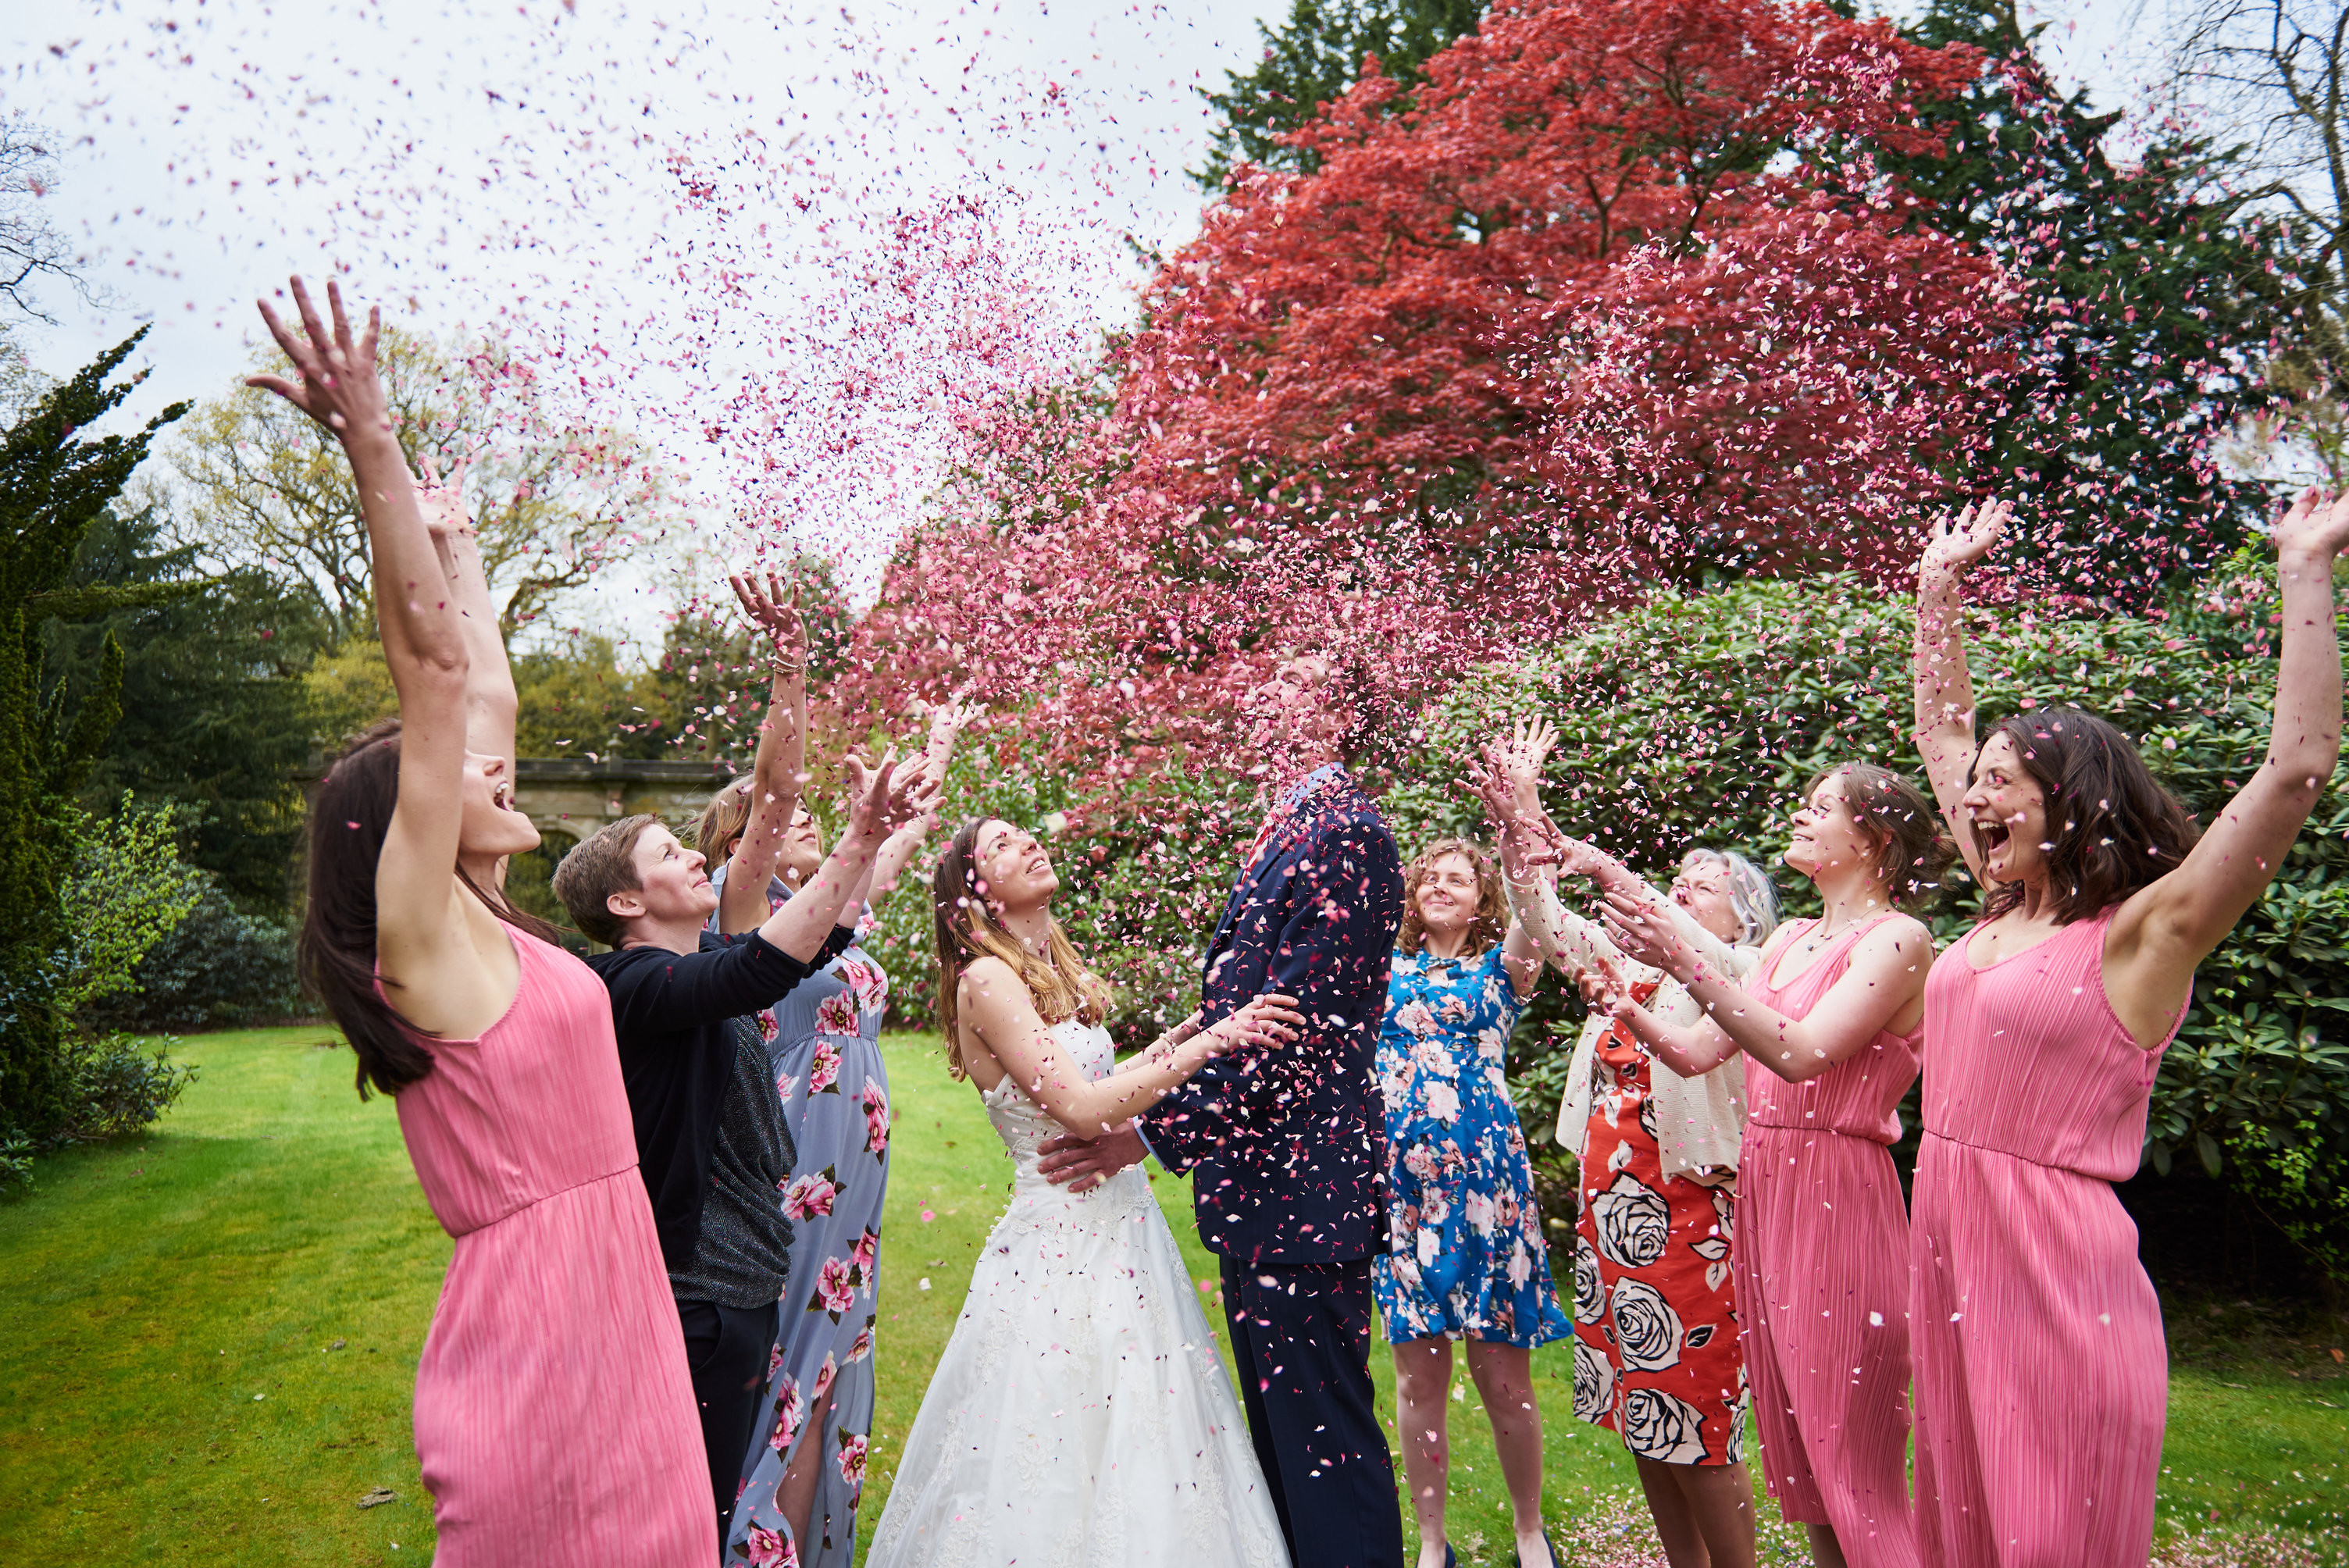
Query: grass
2,1028,2344,1566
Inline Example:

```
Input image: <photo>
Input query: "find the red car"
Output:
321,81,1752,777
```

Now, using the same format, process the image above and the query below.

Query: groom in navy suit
1038,650,1406,1568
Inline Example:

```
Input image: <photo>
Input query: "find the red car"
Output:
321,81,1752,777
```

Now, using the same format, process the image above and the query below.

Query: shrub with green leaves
54,795,207,1014
77,883,301,1035
1386,563,2349,1285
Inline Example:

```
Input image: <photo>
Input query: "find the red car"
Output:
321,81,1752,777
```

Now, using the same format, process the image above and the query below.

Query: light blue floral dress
711,871,891,1568
1373,944,1572,1349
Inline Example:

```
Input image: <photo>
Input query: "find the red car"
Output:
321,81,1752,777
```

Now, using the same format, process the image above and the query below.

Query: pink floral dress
713,878,893,1568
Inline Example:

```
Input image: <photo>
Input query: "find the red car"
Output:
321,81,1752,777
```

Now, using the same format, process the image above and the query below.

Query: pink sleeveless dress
390,927,713,1566
1912,910,2179,1568
1738,916,1920,1566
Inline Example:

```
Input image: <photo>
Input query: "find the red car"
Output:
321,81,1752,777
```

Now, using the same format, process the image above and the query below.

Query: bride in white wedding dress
867,818,1296,1568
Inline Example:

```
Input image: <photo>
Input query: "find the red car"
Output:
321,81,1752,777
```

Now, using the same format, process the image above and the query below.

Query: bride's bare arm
957,957,1303,1137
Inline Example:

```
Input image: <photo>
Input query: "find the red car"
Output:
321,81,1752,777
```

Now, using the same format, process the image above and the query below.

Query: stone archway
513,757,742,841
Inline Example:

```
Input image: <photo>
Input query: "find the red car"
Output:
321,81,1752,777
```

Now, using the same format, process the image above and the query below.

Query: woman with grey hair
1474,722,1776,1568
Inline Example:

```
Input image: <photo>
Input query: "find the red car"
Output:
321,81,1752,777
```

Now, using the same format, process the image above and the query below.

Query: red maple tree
855,0,2016,801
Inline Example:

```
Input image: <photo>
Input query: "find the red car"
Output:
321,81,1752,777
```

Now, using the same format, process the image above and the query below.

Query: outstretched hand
839,749,901,846
1920,497,2012,577
2271,485,2349,563
729,570,807,665
1600,886,1695,982
414,448,476,539
247,277,394,448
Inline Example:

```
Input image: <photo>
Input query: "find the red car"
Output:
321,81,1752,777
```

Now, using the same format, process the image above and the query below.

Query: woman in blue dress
1378,835,1569,1568
696,694,977,1568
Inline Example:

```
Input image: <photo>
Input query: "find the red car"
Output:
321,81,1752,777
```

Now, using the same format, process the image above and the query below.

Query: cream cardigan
1503,869,1757,1182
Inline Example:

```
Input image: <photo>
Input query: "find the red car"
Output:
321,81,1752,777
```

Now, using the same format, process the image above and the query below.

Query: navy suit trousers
1220,1254,1405,1568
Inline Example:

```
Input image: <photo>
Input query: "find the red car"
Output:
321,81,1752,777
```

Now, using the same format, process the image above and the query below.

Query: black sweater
586,925,855,1272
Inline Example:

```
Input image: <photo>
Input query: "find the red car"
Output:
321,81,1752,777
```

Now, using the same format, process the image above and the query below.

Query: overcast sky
4,0,2160,641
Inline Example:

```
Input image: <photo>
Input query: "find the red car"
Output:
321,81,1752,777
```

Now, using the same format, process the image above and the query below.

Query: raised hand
1600,886,1697,982
839,749,901,848
247,277,394,448
921,689,986,754
2271,486,2349,564
1495,716,1559,785
1920,497,2012,577
1463,753,1522,836
1199,992,1308,1056
415,448,477,539
729,570,807,668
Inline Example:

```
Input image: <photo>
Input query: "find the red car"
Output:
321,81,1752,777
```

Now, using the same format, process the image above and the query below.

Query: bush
79,885,301,1035
52,1031,195,1143
55,795,207,1014
0,1134,31,1197
1392,562,2349,1289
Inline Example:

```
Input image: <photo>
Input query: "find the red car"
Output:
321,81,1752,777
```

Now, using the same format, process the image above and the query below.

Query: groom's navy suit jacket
1142,766,1405,1266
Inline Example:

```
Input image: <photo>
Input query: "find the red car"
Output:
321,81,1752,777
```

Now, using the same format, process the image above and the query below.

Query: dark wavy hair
1973,707,2202,925
1805,762,1957,908
299,721,561,1098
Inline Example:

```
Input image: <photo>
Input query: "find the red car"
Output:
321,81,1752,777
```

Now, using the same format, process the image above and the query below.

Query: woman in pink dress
1606,764,1951,1568
1907,491,2349,1567
263,278,711,1566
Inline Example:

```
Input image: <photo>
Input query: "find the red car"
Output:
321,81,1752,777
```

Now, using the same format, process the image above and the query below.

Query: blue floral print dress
1373,944,1572,1349
711,871,892,1568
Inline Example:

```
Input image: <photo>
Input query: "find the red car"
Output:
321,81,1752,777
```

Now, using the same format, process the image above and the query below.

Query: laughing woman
1907,492,2349,1568
1374,829,1570,1568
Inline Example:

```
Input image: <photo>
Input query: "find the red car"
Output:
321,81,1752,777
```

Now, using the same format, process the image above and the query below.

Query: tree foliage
862,0,2009,800
53,796,207,1014
170,326,675,644
0,330,187,1144
39,498,320,908
1884,0,2298,602
1195,0,1487,188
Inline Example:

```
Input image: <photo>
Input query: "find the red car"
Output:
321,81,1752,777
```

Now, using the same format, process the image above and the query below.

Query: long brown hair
299,721,561,1099
1803,762,1957,908
1974,707,2202,925
695,775,756,866
1395,837,1510,957
931,817,1112,1082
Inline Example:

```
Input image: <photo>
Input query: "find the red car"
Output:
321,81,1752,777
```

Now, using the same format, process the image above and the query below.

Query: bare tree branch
0,112,111,326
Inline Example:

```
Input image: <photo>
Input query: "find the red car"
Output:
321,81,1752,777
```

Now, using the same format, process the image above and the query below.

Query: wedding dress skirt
866,1021,1289,1568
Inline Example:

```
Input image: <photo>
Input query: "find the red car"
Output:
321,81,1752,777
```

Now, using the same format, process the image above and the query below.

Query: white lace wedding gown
866,1021,1289,1568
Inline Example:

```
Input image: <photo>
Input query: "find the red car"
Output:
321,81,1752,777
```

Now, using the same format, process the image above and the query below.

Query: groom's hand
1035,1121,1150,1194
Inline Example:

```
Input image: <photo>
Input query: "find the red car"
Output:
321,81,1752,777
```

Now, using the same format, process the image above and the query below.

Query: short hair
1681,847,1781,947
551,814,660,947
1395,838,1509,957
1802,763,1957,908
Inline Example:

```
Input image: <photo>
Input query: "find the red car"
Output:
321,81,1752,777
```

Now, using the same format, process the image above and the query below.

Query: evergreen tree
39,501,323,911
1194,0,1485,189
0,330,187,1143
1886,0,2300,604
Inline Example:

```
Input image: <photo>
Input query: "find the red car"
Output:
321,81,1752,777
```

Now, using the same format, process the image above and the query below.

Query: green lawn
2,1028,2344,1566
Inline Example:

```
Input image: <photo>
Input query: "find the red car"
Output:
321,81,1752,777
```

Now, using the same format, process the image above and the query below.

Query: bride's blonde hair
932,817,1113,1082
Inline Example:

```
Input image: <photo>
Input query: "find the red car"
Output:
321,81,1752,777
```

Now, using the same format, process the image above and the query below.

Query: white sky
3,0,2159,643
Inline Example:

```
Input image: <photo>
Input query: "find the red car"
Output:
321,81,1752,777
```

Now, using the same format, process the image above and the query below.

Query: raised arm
866,697,982,907
961,957,1305,1136
1912,497,2012,885
720,569,808,935
2108,488,2349,998
1603,892,1931,1084
413,451,515,771
248,280,471,999
753,750,929,963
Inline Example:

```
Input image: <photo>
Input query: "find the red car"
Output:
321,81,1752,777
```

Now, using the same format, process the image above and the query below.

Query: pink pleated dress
390,927,715,1567
1912,909,2179,1567
1738,915,1921,1567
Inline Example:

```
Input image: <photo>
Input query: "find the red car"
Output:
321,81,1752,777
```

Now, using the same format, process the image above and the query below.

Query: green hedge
1382,561,2349,1287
